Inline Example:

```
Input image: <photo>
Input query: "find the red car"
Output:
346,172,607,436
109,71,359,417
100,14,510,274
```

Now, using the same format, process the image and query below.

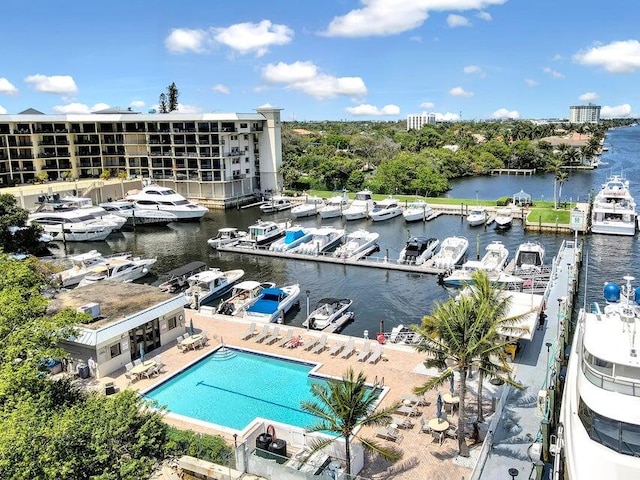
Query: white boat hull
44,224,113,242
319,207,343,219
370,209,403,222
244,284,301,323
591,221,636,236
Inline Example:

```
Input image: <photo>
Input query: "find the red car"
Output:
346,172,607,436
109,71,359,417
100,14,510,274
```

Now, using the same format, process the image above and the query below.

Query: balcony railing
582,358,640,397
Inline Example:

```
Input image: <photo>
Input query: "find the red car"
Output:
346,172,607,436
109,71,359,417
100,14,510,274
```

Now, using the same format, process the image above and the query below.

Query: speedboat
260,195,292,213
333,230,379,259
291,196,325,218
559,276,640,479
398,237,440,265
513,241,545,271
441,241,513,287
77,255,157,287
431,236,469,270
494,207,513,229
185,268,245,308
238,220,287,247
342,190,374,221
126,184,208,221
302,298,353,330
368,197,403,222
216,280,276,316
269,226,316,252
591,175,637,236
158,261,207,293
207,228,248,249
56,250,109,287
243,284,301,323
403,200,434,222
291,227,345,255
467,207,488,227
319,193,350,219
99,201,178,226
28,210,115,242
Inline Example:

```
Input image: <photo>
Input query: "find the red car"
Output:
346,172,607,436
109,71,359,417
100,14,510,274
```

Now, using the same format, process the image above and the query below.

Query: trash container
77,363,90,379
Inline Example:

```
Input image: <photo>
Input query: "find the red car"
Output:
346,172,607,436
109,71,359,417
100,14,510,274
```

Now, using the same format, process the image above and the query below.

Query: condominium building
569,104,601,124
0,106,283,197
406,112,436,131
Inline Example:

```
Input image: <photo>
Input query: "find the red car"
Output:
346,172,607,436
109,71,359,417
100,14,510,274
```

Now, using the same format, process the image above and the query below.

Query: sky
1,0,639,122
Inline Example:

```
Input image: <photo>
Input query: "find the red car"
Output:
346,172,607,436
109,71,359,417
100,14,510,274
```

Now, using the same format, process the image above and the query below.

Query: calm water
57,126,640,335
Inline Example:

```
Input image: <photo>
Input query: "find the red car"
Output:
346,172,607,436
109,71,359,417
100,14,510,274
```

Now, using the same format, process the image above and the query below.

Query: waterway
54,125,640,336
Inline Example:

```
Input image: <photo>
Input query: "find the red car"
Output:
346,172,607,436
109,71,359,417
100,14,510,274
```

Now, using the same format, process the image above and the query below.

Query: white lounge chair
254,325,271,343
241,322,257,340
391,415,414,429
368,343,383,364
340,338,355,358
357,341,372,362
304,336,320,351
375,425,402,443
277,329,293,347
264,326,281,345
328,339,346,356
311,334,328,354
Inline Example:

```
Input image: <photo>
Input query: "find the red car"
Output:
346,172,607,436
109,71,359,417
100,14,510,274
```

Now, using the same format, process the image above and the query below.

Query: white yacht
216,280,276,316
291,196,325,218
591,175,637,236
126,184,208,221
243,284,301,323
57,250,128,288
35,195,127,231
368,197,404,222
442,241,516,287
291,227,345,255
342,190,374,221
269,226,316,252
467,207,488,227
239,220,287,247
99,201,178,226
302,298,353,330
207,228,247,249
333,230,379,259
398,237,440,266
513,241,545,272
319,193,350,219
494,207,513,229
77,255,157,287
403,200,434,222
185,268,245,308
431,236,469,270
260,195,292,213
28,210,115,242
559,276,640,479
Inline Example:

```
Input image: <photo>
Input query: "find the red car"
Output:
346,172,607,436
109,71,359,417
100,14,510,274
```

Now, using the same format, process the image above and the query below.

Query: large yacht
342,190,374,221
126,184,208,221
27,210,115,242
559,276,640,479
99,200,178,226
591,175,637,236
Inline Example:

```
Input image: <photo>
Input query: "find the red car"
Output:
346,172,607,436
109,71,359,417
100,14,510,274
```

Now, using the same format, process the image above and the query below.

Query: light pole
545,342,552,387
305,290,310,330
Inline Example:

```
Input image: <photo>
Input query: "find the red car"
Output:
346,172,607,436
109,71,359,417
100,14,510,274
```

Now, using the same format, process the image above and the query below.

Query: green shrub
164,426,233,465
496,196,510,206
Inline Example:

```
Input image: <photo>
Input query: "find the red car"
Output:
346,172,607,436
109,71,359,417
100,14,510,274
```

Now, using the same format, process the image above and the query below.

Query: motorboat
368,197,404,222
269,226,316,252
77,255,157,287
35,195,127,231
291,227,345,255
513,241,545,271
319,193,350,219
467,207,488,227
441,241,514,287
56,250,114,287
158,261,207,293
243,284,301,323
291,196,325,218
99,200,178,226
431,236,469,270
126,184,208,221
398,237,440,266
403,200,434,222
342,190,374,221
216,280,276,316
480,241,509,271
185,268,245,308
494,207,513,229
302,298,353,330
591,175,637,236
207,228,248,249
333,230,379,259
27,210,115,242
260,195,292,213
559,276,640,479
238,220,287,247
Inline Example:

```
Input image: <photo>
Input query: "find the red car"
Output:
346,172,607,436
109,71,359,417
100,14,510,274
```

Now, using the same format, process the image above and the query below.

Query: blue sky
1,0,639,121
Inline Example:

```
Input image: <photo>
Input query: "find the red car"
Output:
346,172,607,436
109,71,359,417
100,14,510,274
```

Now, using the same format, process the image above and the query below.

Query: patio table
181,334,203,350
130,360,156,380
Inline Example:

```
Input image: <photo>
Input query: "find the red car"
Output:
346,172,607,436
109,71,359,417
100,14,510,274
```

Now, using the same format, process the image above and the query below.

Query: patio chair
311,334,328,354
395,404,418,416
241,322,257,340
277,329,293,347
340,338,355,358
367,343,383,364
375,426,403,443
133,359,142,366
402,393,430,407
418,416,431,434
356,341,372,362
445,425,458,440
431,430,444,445
254,325,271,343
264,326,281,345
124,362,135,380
391,415,414,429
184,332,191,338
304,336,319,351
177,342,185,352
152,355,165,374
328,339,346,356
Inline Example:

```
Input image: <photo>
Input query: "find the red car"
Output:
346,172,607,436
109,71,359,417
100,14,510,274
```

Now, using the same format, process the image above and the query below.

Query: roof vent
631,348,637,358
77,302,100,320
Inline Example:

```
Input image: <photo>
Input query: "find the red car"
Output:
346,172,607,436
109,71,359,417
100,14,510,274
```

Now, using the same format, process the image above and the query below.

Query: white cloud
174,104,203,114
463,65,483,75
52,102,109,114
346,104,400,116
262,61,366,100
447,14,471,28
449,86,474,97
0,78,18,95
434,112,460,121
323,0,507,37
257,103,274,109
477,11,492,21
25,74,78,94
578,92,599,102
543,67,564,79
165,28,208,54
212,84,230,94
130,100,145,108
573,40,640,73
0,105,7,114
601,103,632,118
420,101,435,109
525,78,538,87
490,107,520,119
552,53,563,61
214,20,293,57
409,35,422,43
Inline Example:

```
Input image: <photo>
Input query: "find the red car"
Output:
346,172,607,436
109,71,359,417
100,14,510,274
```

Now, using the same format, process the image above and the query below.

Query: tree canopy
0,194,47,255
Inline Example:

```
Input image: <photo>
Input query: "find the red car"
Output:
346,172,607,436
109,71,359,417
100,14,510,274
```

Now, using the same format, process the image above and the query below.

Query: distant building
406,112,436,131
569,104,601,124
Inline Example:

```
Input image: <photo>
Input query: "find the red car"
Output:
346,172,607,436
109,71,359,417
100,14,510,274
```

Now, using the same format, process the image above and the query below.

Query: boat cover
285,228,305,244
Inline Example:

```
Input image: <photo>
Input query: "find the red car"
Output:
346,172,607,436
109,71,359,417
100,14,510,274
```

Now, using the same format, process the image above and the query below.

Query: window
109,342,122,359
240,123,247,128
167,316,177,330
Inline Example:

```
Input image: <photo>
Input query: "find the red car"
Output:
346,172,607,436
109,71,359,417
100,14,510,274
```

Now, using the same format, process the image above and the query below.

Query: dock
323,312,355,334
490,168,536,176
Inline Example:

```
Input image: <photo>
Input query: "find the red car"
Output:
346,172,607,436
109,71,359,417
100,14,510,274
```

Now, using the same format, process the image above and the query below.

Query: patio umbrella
449,373,455,395
436,393,443,419
139,343,145,362
189,318,195,335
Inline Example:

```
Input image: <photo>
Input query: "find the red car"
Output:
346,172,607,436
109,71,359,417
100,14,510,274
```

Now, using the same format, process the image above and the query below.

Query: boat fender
377,333,386,344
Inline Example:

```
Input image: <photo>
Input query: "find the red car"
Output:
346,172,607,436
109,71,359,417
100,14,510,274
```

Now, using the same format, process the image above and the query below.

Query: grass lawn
527,207,572,224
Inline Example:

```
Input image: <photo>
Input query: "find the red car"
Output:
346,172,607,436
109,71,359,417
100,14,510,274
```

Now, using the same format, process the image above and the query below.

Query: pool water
144,348,329,430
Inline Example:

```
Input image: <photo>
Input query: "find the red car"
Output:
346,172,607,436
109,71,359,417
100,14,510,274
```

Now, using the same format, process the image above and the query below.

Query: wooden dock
490,168,536,176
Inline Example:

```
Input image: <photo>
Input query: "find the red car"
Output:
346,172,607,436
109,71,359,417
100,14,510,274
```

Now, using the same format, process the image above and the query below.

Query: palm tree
301,368,402,476
546,158,563,209
557,170,569,207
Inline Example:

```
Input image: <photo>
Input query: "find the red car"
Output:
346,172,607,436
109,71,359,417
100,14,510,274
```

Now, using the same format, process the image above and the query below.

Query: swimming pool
144,347,331,431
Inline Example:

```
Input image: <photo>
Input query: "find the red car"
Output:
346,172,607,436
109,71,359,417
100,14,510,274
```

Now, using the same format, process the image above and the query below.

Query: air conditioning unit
537,390,548,415
77,302,101,319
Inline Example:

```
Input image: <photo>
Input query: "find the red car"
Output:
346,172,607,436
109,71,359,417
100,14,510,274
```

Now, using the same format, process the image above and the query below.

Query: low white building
406,112,436,131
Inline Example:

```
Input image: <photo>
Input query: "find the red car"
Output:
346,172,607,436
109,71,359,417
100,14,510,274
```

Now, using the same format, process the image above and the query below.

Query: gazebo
512,189,532,206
